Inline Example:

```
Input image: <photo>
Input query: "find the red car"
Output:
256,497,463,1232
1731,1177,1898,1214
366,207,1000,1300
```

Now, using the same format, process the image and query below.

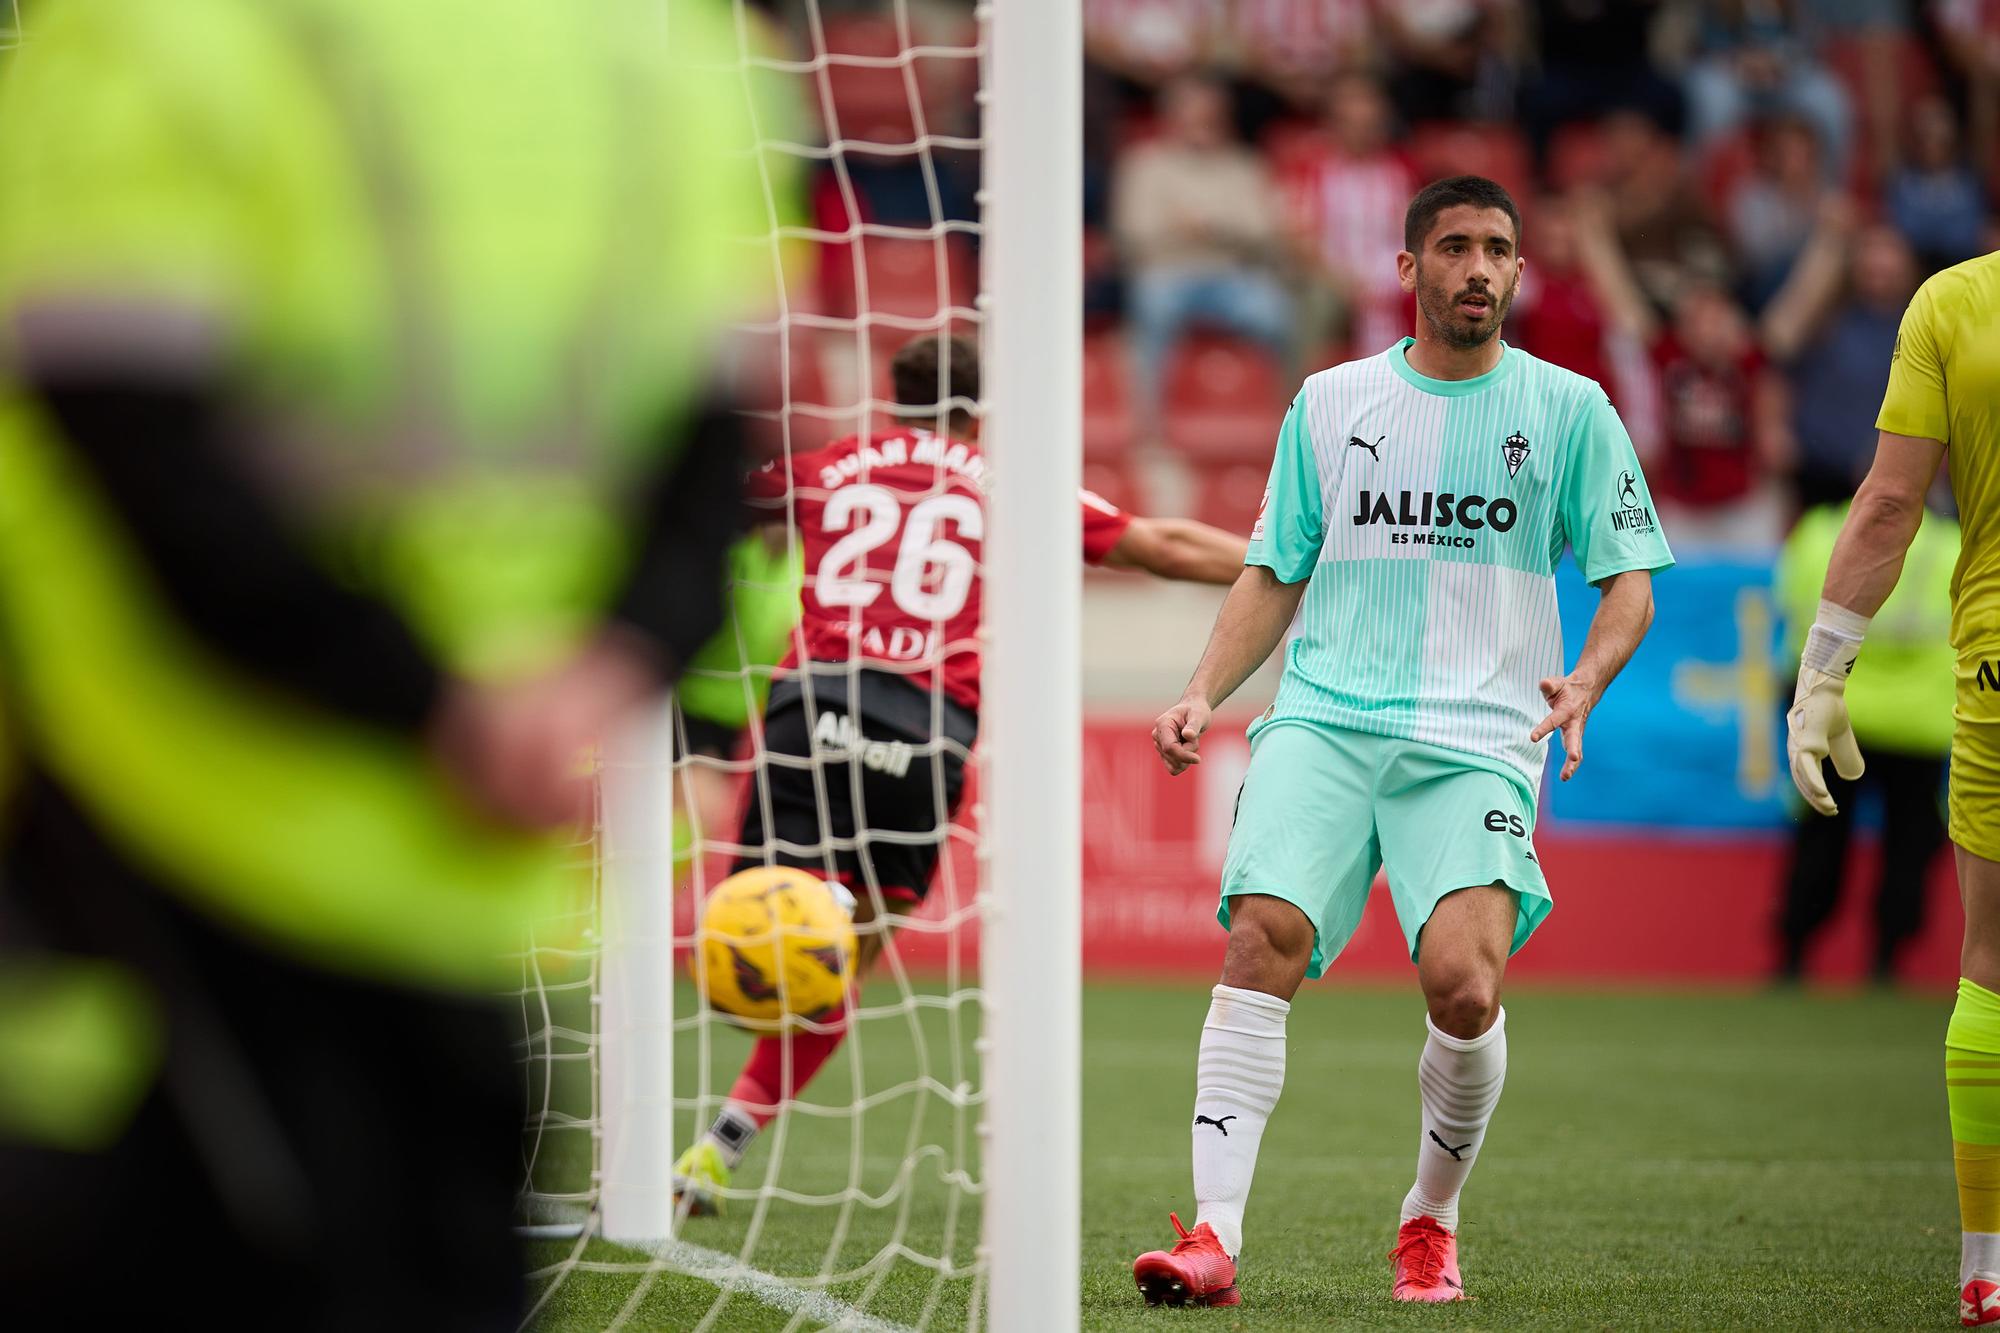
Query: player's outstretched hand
1153,693,1212,777
1529,672,1599,783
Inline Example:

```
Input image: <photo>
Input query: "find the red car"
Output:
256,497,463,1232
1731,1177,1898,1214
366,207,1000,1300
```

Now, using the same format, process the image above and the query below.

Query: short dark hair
1403,175,1522,255
891,333,979,424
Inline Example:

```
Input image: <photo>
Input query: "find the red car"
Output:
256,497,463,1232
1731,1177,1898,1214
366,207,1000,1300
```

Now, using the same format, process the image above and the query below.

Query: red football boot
1964,1274,2000,1326
1132,1212,1241,1308
1390,1215,1465,1302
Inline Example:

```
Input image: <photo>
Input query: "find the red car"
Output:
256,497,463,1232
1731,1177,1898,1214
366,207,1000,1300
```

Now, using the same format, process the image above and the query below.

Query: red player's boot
1963,1274,2000,1326
1389,1215,1465,1302
1132,1212,1240,1308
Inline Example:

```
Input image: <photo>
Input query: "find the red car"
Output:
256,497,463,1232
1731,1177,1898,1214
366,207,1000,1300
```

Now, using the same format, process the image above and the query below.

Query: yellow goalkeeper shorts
1953,649,2000,863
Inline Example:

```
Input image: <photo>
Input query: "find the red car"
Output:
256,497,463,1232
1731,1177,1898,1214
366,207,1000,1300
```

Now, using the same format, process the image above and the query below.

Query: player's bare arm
1789,429,1946,814
1104,515,1249,585
1530,568,1654,783
1153,565,1307,775
1820,431,1945,616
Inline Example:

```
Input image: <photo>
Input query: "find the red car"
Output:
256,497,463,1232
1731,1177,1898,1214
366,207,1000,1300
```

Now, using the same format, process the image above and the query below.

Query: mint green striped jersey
1248,338,1674,793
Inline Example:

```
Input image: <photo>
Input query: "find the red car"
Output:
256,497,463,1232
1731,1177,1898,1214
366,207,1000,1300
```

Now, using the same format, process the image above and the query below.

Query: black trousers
0,776,525,1330
1778,747,1948,978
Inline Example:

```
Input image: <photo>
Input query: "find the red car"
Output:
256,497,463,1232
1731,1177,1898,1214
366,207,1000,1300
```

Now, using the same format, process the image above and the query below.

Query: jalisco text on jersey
1351,489,1519,532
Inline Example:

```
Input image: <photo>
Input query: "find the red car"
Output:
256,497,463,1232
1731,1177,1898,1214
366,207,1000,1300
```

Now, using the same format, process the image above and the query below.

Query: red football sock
726,992,855,1128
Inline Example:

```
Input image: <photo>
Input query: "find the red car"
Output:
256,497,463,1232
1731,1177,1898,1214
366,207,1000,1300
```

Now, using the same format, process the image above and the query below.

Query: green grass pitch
526,981,1955,1330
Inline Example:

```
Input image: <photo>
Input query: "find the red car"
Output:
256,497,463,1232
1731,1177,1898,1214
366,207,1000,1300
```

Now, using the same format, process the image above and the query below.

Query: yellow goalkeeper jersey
1878,250,2000,652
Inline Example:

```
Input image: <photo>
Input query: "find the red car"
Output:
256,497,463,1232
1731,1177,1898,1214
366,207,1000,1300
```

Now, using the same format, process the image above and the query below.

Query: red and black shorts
733,668,977,909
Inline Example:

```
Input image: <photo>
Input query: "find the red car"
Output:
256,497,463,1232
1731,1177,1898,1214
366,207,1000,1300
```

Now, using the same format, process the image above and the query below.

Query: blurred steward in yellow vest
0,0,794,1322
1775,496,1959,982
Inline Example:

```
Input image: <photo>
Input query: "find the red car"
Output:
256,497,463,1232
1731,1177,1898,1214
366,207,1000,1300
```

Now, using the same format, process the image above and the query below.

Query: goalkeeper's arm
1788,429,1944,814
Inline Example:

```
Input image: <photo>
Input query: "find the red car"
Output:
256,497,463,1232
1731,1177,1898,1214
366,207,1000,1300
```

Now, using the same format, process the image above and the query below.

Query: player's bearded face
1414,252,1518,350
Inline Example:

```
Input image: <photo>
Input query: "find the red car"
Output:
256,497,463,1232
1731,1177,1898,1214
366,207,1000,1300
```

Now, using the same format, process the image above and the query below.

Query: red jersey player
674,333,1247,1211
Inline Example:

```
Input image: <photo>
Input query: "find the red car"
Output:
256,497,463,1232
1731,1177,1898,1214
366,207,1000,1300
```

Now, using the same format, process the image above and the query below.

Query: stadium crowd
788,0,1997,552
1079,0,1999,551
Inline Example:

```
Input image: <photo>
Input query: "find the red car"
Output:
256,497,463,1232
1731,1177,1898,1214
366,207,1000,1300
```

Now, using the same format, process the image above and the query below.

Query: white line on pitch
647,1236,919,1333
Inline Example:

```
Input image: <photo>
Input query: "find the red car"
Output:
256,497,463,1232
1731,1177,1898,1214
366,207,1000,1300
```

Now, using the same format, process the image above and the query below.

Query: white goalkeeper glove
1786,600,1868,817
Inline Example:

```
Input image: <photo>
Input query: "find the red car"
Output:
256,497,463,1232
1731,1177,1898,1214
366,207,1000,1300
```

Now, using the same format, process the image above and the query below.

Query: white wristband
1801,599,1869,679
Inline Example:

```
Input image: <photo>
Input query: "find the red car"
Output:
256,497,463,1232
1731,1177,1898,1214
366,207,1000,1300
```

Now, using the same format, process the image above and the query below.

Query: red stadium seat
1406,122,1534,202
1162,334,1286,463
1188,461,1270,540
1083,333,1136,461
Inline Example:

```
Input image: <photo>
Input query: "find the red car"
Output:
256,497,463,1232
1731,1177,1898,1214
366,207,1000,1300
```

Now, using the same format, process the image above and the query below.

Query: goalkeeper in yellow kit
1787,248,2000,1326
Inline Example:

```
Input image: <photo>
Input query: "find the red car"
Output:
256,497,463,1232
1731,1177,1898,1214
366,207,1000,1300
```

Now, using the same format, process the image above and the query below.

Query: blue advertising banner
1543,557,1792,831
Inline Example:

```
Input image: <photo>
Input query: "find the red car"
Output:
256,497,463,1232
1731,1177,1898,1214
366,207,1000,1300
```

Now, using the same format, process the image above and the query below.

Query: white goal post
584,0,1083,1326
977,0,1083,1329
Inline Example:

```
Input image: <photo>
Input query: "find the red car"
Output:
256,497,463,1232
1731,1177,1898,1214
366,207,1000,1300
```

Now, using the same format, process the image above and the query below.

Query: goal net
513,1,1078,1327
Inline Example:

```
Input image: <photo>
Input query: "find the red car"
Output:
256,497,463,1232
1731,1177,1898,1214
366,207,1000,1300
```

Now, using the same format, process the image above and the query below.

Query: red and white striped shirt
1233,0,1374,79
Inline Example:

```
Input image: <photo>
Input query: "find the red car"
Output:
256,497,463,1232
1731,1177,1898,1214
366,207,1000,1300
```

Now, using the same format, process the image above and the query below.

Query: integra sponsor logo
1351,489,1517,547
1611,470,1657,534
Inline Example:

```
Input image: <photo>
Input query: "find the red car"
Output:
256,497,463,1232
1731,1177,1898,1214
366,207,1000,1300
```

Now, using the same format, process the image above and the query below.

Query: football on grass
694,866,855,1027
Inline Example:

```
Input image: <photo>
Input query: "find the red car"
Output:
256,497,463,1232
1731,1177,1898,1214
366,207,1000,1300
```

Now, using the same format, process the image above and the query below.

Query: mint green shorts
1219,719,1552,978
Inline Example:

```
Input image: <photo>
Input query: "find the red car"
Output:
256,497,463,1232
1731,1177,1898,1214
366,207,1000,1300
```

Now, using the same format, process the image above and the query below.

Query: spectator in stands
1774,489,1957,984
1579,190,1791,548
1280,72,1419,362
1113,74,1292,436
1726,114,1834,309
1683,0,1853,175
1521,0,1683,155
1085,0,1223,105
1789,1,1915,183
1596,109,1734,310
1377,0,1525,124
1232,0,1376,127
1761,198,1918,506
1934,0,2000,194
1506,193,1615,389
1886,95,1991,273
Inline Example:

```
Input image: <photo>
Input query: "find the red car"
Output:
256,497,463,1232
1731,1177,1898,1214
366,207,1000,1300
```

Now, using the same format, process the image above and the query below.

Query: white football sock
1964,1231,2000,1285
1191,983,1289,1257
1401,1008,1507,1234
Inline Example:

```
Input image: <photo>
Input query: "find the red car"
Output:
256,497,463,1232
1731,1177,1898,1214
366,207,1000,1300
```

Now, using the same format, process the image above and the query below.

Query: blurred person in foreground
1785,243,2000,1325
0,0,781,1325
1113,73,1294,437
1774,487,1956,984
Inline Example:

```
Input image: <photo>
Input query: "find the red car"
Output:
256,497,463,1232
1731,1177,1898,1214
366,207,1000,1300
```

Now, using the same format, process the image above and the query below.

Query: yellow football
693,866,855,1027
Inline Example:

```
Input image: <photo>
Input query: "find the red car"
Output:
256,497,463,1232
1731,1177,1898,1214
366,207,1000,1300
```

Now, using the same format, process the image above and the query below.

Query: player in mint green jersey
1131,176,1672,1310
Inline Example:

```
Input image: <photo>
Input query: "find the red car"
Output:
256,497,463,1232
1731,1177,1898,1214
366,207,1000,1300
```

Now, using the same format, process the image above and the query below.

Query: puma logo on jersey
1195,1114,1238,1136
1347,434,1385,461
